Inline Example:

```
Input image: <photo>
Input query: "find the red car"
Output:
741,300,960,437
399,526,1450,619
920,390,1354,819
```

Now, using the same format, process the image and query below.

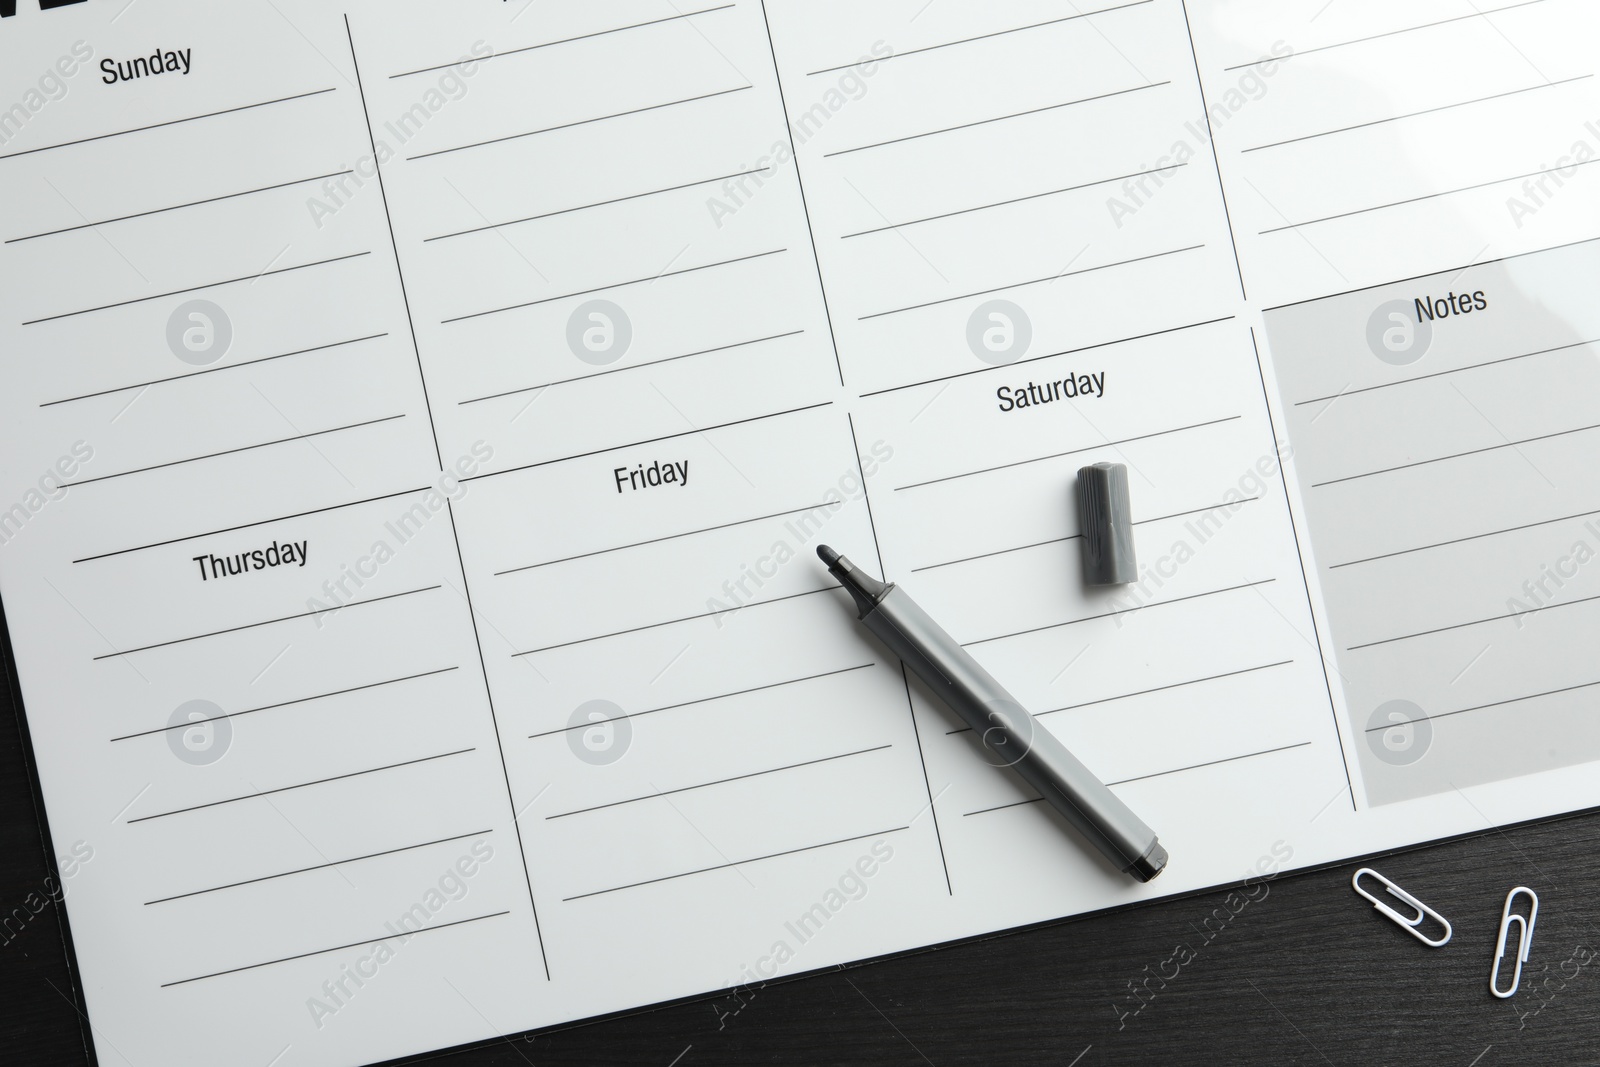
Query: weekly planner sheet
2,1,1598,1064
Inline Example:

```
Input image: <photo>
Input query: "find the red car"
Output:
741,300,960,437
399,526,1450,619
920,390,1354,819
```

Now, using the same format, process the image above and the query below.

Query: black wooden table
5,627,1598,1067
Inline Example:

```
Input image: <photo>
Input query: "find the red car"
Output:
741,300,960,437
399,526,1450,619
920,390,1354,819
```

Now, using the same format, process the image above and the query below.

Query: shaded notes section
1264,238,1600,805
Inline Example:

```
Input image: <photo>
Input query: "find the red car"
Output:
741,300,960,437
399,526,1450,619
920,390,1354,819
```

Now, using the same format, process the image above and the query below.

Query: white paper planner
1,1,1598,1064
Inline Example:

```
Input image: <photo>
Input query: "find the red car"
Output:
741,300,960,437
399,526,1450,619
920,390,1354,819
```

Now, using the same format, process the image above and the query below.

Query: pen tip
817,546,889,615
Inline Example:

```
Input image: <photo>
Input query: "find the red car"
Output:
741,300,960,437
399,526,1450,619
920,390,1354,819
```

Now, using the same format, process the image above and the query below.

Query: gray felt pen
817,545,1168,882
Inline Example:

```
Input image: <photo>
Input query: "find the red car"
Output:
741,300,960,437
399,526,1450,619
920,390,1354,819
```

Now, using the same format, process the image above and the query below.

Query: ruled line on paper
8,169,358,243
545,744,892,819
1242,75,1593,154
463,400,832,485
1310,421,1600,489
21,251,372,326
390,5,738,79
526,663,875,739
1260,235,1600,313
513,587,837,657
41,333,389,407
945,660,1293,734
1347,589,1600,651
73,484,431,564
109,666,460,742
459,329,803,406
60,414,405,488
963,741,1314,816
1330,502,1600,571
895,415,1241,492
160,911,508,987
562,827,909,902
858,244,1204,321
498,499,833,575
913,497,1261,573
407,85,754,161
127,747,475,823
859,317,1234,398
823,82,1171,158
840,163,1189,239
1220,0,1558,71
1357,676,1600,734
1293,337,1599,409
1260,159,1600,236
806,0,1155,76
145,828,493,905
91,585,441,661
0,87,337,162
961,579,1275,648
426,167,773,242
440,249,786,324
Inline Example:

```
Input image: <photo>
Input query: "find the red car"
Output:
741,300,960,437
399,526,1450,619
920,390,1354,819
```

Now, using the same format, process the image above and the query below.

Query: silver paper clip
1489,887,1538,998
1352,867,1453,947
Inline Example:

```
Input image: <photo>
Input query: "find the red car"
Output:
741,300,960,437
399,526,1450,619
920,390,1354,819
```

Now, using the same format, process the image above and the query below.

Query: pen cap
1077,462,1136,586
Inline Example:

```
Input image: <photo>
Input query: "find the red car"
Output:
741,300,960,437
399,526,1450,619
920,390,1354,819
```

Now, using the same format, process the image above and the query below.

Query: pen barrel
865,588,1163,879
